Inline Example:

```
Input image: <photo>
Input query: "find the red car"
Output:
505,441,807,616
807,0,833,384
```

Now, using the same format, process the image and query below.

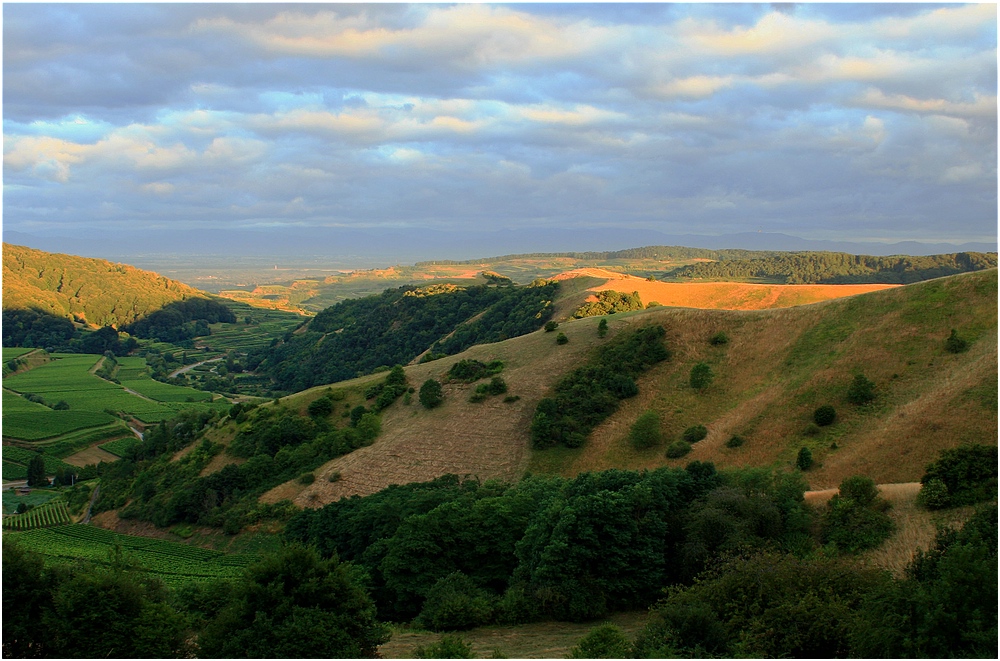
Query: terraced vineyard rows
2,501,71,530
5,525,256,586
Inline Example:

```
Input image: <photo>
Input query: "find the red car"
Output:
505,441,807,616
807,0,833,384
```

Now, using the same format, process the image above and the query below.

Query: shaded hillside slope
261,269,996,506
3,243,204,328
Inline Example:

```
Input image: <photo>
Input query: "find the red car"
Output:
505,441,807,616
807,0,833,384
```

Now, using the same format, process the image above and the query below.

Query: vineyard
99,436,141,458
2,445,76,480
2,501,71,530
5,525,256,586
3,353,228,433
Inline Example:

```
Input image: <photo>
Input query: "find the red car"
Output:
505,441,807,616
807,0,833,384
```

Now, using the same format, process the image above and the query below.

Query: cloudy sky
3,3,997,249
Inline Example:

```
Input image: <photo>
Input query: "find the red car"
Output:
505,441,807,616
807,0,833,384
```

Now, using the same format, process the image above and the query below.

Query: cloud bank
3,3,996,247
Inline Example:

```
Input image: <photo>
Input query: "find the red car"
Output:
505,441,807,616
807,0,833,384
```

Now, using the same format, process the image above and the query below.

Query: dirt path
81,484,100,524
803,482,921,505
168,356,224,378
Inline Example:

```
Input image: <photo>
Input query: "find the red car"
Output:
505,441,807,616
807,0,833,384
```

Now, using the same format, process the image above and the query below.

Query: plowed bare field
557,268,898,310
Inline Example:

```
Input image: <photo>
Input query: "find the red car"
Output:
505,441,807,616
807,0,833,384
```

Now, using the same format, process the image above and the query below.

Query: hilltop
2,243,205,328
260,268,996,507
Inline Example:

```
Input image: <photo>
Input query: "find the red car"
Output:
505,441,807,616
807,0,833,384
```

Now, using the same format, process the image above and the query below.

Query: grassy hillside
3,243,205,328
265,269,996,506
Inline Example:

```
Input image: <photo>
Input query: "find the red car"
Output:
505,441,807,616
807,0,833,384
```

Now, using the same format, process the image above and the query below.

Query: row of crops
2,501,71,530
5,525,257,586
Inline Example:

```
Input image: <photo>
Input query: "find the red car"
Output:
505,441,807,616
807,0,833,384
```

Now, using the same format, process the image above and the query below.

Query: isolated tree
944,329,968,353
630,411,662,449
597,318,608,338
419,379,444,409
26,455,47,487
544,320,559,332
813,405,836,426
796,447,814,471
846,374,875,405
556,332,569,345
690,363,713,390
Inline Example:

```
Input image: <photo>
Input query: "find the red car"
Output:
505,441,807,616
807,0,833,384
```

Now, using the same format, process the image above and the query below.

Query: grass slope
258,269,995,507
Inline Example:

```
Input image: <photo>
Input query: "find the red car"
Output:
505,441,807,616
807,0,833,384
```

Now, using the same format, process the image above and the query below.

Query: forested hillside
666,251,997,284
247,280,558,392
2,243,203,327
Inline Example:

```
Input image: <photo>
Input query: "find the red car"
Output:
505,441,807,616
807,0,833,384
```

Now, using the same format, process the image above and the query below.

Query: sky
3,2,998,250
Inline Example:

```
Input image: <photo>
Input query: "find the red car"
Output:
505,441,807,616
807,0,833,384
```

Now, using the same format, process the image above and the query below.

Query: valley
3,243,996,658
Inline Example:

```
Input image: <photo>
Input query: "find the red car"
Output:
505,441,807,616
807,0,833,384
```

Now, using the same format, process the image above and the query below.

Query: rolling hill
259,268,997,507
2,243,206,328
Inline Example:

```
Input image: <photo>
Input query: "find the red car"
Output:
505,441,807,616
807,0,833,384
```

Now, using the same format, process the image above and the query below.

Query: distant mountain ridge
5,228,995,266
2,243,208,328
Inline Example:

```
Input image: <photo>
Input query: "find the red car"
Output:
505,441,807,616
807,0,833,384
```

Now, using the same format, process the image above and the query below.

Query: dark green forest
666,251,997,284
246,280,558,392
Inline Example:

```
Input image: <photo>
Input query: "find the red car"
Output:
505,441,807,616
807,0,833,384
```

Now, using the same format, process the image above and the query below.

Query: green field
2,410,118,440
99,436,141,458
3,353,227,428
3,347,36,360
2,487,60,515
5,525,256,586
2,445,77,480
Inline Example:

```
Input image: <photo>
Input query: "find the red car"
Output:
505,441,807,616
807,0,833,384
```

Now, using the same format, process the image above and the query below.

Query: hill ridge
261,268,996,506
3,243,208,328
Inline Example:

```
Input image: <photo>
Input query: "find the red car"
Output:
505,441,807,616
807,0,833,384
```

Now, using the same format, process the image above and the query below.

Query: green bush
569,624,632,659
846,374,875,405
666,441,691,458
725,435,745,449
415,572,493,632
796,447,814,471
682,425,708,444
822,494,894,553
544,320,559,332
919,444,997,507
630,411,662,450
556,332,569,345
838,475,879,507
689,363,713,390
307,396,334,419
709,331,729,346
298,472,315,485
414,635,474,659
597,318,608,338
813,405,836,426
944,328,968,353
916,478,950,509
419,379,444,409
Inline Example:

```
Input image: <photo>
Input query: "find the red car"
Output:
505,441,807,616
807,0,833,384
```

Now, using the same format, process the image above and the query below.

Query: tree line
665,251,997,284
246,280,558,392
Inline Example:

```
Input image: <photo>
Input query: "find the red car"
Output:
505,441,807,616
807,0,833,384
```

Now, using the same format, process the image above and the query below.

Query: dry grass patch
563,269,898,311
263,316,613,506
378,610,649,660
63,445,119,467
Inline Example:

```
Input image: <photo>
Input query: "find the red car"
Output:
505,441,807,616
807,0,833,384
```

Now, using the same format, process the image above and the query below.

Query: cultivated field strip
5,524,256,585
